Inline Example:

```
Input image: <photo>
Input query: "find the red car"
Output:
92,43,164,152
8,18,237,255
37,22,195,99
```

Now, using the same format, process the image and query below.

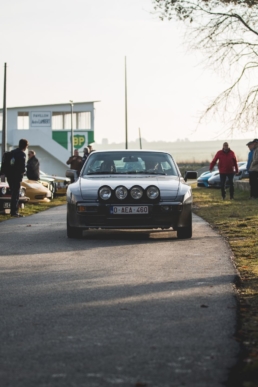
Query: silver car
66,150,197,239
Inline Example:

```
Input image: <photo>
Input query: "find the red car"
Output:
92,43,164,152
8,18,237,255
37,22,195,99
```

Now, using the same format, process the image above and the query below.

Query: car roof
90,149,171,154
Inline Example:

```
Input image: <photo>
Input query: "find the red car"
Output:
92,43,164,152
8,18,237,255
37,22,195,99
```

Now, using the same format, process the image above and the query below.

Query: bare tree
153,0,258,133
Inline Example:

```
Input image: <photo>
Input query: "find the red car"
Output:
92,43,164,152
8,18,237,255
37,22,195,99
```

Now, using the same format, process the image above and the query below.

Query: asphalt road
0,205,239,387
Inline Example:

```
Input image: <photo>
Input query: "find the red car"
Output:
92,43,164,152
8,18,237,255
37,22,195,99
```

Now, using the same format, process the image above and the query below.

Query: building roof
1,101,100,110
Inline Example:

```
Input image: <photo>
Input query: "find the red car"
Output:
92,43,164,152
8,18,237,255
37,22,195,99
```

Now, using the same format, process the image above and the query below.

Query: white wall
30,146,68,176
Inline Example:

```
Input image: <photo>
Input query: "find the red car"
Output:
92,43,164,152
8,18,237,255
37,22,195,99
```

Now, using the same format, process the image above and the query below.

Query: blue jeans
220,173,234,199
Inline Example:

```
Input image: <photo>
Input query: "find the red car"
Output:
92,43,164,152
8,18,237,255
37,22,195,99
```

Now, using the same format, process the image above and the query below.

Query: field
0,195,66,222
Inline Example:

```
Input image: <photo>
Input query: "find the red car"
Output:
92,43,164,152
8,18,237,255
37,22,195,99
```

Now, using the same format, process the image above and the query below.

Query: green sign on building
52,130,94,151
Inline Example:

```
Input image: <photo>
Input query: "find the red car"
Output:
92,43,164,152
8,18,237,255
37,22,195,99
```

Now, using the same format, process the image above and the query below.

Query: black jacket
7,148,26,181
27,156,40,180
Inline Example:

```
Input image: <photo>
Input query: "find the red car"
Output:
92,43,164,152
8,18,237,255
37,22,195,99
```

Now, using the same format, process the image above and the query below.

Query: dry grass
0,195,66,222
192,185,258,386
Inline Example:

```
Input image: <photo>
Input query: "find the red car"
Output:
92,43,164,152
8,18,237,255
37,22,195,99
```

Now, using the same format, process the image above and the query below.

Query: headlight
146,185,159,199
115,186,128,200
183,190,192,204
99,186,112,200
1,187,7,195
130,186,143,199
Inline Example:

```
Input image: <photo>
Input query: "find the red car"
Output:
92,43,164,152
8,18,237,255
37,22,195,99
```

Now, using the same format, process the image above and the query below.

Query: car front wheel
67,217,83,239
177,225,192,239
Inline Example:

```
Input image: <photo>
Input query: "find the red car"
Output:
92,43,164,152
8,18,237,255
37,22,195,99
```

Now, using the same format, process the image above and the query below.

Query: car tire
177,225,192,239
67,218,83,239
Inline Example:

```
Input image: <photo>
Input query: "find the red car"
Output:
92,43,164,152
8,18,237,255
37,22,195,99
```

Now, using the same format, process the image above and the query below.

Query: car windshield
82,151,179,176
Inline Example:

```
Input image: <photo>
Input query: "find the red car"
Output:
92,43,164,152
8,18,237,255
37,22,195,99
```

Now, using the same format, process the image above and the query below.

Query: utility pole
2,63,7,156
125,56,128,149
69,100,74,156
139,127,142,149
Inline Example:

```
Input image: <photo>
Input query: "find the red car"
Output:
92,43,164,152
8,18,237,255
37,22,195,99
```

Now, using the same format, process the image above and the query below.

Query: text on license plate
3,202,11,209
111,206,149,214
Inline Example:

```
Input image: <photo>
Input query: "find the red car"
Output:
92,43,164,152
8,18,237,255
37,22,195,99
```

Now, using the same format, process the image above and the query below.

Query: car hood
198,171,216,181
40,175,55,183
80,175,181,201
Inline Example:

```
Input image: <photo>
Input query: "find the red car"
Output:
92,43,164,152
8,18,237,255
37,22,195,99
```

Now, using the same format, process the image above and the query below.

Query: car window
82,152,178,176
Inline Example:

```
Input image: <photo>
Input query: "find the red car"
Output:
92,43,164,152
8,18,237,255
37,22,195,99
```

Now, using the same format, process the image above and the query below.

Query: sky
0,0,255,144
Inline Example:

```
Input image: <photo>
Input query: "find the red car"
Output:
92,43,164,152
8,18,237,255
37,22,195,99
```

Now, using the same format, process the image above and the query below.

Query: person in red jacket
210,142,239,200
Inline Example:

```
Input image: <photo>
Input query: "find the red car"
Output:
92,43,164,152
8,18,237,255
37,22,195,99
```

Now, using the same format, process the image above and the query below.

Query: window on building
0,113,2,130
18,112,29,129
52,112,91,130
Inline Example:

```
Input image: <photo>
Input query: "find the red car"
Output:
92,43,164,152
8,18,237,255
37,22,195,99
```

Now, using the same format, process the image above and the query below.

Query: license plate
110,206,149,215
3,202,11,209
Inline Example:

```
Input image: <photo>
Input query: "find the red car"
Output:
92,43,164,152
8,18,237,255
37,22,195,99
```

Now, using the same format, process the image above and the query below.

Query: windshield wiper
86,171,167,176
122,171,167,175
86,171,118,175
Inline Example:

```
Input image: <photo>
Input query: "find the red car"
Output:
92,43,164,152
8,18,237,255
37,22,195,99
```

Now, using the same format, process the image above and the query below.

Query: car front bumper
0,196,30,213
67,202,192,230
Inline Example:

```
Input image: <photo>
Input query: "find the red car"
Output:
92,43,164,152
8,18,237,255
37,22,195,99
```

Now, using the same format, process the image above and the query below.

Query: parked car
66,150,197,239
23,170,56,199
40,170,70,196
197,167,218,187
208,162,248,188
0,162,53,204
21,180,52,203
0,181,30,214
36,172,56,199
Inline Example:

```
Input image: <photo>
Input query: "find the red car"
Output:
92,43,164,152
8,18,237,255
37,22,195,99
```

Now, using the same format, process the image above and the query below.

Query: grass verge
192,184,258,387
0,195,66,222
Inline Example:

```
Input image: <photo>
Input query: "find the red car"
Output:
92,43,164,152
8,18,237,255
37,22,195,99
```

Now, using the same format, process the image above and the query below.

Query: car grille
80,205,181,228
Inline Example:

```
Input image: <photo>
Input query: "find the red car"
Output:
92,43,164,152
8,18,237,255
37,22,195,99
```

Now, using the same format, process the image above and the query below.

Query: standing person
7,139,29,217
246,140,255,199
88,144,95,153
26,150,40,180
80,147,89,171
66,149,82,177
210,142,239,200
249,139,258,199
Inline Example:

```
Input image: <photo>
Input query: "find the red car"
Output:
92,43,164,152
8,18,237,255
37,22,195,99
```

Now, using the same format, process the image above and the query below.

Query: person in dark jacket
249,139,258,199
246,140,255,199
26,150,40,180
210,142,239,200
80,147,89,171
7,139,29,217
66,150,82,177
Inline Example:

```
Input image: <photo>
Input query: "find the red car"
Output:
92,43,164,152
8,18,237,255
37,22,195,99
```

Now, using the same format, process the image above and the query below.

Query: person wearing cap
66,149,82,177
246,141,255,172
210,142,239,200
249,139,258,199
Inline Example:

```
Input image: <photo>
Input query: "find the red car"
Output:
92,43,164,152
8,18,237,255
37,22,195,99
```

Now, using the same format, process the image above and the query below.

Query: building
0,101,99,175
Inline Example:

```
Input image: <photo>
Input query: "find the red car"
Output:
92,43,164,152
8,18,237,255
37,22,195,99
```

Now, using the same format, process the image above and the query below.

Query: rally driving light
99,186,112,200
130,186,143,199
115,186,128,200
146,185,159,199
183,190,193,204
1,187,7,195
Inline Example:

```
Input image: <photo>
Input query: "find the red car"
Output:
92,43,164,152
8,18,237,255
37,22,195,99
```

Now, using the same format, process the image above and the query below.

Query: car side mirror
184,171,198,182
66,169,77,183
